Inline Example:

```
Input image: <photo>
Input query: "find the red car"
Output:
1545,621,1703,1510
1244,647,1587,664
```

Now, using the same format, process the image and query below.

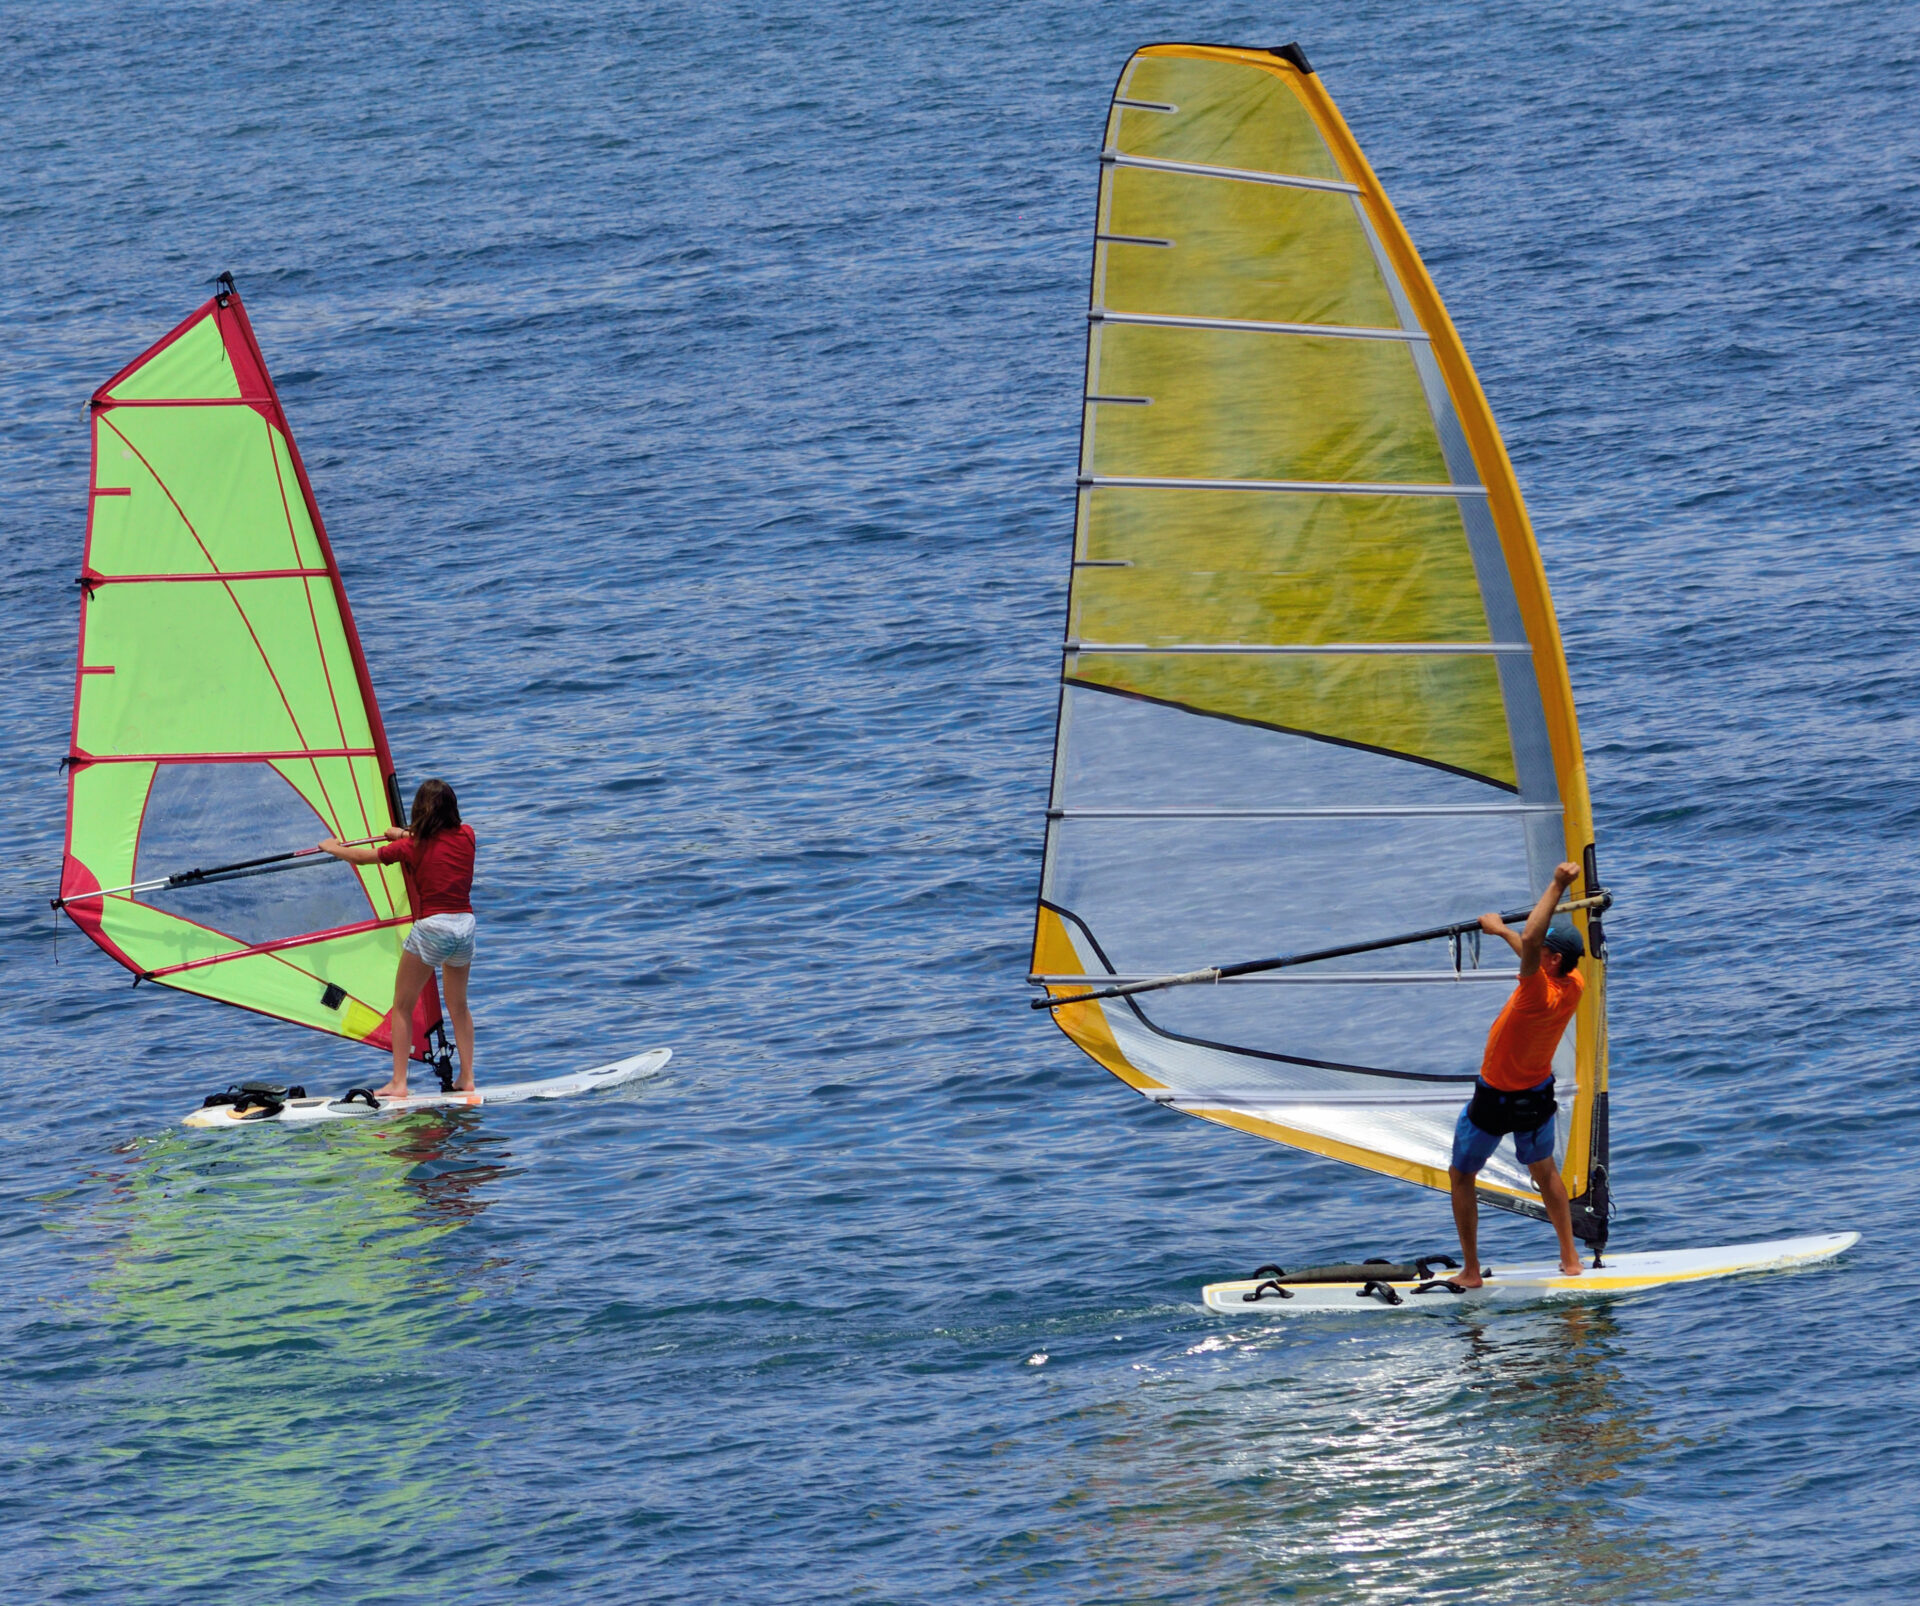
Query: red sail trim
94,398,260,409
141,913,412,979
70,748,378,763
57,857,144,974
91,487,132,497
85,568,334,584
218,294,404,832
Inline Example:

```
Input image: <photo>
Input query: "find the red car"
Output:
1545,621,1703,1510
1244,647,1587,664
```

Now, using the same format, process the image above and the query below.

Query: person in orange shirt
1448,860,1587,1287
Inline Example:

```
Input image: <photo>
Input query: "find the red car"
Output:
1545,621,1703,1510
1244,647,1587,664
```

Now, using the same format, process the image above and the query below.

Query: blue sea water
2,2,1917,1600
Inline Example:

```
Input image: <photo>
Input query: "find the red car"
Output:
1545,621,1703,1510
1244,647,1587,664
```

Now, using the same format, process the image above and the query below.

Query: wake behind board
182,1048,671,1127
1203,1233,1859,1314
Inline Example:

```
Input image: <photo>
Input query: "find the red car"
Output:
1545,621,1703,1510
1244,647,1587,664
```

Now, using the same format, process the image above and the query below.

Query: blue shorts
1451,1082,1557,1176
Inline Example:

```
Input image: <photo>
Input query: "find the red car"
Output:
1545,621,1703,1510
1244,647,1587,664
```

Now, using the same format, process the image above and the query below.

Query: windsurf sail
58,278,444,1062
1031,45,1611,1245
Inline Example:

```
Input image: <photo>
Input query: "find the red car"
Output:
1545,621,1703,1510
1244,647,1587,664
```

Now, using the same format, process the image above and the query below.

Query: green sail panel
59,289,442,1063
1036,46,1607,1232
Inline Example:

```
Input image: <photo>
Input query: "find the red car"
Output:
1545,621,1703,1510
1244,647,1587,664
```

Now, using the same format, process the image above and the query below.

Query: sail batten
60,287,443,1063
1101,153,1364,194
1078,477,1490,495
1035,46,1609,1237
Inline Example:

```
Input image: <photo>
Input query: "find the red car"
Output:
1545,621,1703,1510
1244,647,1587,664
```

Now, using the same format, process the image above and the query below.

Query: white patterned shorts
404,913,476,968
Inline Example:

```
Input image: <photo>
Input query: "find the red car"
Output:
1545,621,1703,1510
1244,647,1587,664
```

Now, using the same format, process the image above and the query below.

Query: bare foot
454,1075,475,1092
1448,1265,1490,1290
373,1081,408,1099
1560,1260,1583,1277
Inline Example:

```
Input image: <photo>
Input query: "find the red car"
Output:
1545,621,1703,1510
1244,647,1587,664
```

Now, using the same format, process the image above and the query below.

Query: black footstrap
1242,1279,1294,1302
1414,1254,1460,1280
338,1087,382,1110
1356,1279,1403,1306
1412,1280,1466,1296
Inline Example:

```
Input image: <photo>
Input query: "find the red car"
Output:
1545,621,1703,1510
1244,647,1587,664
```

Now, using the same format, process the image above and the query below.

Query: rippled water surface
4,3,1917,1601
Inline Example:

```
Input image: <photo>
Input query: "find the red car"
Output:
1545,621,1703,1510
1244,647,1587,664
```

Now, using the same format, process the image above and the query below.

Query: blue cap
1542,926,1585,962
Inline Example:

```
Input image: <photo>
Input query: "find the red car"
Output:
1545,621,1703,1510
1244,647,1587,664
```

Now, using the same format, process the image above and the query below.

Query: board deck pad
182,1048,671,1127
1202,1232,1858,1313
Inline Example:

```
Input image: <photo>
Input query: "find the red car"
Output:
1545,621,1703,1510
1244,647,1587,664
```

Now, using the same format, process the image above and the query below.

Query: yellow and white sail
1032,44,1610,1238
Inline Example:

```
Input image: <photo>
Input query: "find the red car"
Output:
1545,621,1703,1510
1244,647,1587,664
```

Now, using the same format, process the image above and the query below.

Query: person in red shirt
1448,860,1587,1287
319,779,477,1098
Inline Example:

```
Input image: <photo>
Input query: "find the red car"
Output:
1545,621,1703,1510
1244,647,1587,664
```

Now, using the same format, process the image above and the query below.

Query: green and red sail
60,283,442,1060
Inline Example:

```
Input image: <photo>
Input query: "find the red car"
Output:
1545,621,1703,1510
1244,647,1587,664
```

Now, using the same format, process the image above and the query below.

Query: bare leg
381,950,433,1098
1529,1156,1583,1275
1449,1167,1485,1288
441,962,475,1090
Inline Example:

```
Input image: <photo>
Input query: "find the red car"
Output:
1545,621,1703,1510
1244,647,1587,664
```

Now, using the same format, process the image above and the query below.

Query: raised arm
1480,861,1581,975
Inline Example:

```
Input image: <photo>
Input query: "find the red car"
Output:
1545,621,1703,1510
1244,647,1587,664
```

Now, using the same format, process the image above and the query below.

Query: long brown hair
409,778,461,845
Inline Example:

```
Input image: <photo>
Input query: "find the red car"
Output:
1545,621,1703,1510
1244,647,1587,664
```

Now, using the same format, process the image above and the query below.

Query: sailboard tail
1030,44,1608,1237
59,278,443,1063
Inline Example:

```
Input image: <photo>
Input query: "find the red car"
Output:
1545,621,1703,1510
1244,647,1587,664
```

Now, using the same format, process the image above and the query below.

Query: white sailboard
1203,1234,1859,1314
1029,44,1857,1305
181,1048,671,1127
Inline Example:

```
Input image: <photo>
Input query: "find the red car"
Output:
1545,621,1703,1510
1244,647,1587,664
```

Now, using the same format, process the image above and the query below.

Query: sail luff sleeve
1034,44,1605,1214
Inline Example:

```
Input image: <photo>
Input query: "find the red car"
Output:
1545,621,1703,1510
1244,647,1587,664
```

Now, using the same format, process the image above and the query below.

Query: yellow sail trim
1033,907,1165,1093
1185,1104,1542,1209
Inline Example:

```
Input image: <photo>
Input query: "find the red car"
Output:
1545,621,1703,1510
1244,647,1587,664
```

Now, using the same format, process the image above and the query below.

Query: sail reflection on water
72,1121,512,1588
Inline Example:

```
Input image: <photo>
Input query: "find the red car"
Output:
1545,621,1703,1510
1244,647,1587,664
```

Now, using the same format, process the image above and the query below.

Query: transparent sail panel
135,762,373,946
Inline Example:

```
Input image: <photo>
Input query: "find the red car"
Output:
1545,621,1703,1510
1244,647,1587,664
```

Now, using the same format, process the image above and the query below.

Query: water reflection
66,1115,516,1592
1028,1303,1697,1604
389,1111,516,1223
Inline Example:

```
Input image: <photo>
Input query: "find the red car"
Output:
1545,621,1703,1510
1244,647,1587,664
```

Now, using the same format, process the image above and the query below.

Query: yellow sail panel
1101,169,1397,327
1113,54,1343,179
1036,45,1608,1242
1087,326,1450,484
